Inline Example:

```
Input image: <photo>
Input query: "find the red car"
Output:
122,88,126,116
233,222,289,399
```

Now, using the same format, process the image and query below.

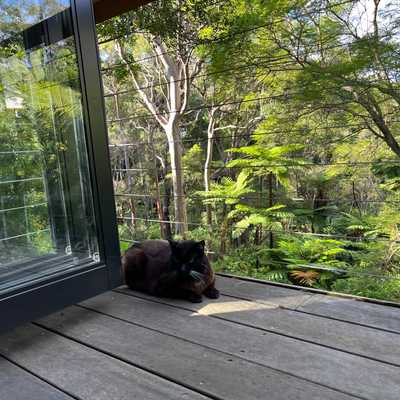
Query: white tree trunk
166,120,188,236
204,110,216,226
116,37,190,237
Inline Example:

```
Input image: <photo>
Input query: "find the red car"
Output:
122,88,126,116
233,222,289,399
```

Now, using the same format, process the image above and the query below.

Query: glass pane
0,0,70,41
0,4,99,292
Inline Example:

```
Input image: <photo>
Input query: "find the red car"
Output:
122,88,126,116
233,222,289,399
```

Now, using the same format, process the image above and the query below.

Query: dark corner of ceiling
93,0,154,23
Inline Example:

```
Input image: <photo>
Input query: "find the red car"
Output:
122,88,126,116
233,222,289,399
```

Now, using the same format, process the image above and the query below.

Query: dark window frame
0,0,121,334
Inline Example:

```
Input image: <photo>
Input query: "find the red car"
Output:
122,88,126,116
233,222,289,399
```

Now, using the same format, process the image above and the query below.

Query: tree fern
196,170,254,205
226,144,304,186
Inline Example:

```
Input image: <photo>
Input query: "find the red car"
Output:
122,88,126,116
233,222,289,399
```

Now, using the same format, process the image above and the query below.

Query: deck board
298,294,400,333
216,276,400,332
105,289,400,366
0,357,73,400
80,290,400,400
0,325,211,400
215,276,315,309
37,305,356,400
1,276,399,400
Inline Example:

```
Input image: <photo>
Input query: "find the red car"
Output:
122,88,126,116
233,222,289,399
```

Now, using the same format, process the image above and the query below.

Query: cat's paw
204,287,220,299
188,293,203,303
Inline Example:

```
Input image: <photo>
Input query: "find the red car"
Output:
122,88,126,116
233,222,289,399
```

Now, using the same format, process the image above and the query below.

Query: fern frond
263,270,288,282
290,270,320,286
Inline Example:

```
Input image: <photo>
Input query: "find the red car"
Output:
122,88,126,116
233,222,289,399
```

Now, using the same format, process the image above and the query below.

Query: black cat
122,239,219,303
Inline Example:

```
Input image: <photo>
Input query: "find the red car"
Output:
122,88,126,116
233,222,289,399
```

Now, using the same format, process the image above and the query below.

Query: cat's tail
122,246,148,290
202,259,220,299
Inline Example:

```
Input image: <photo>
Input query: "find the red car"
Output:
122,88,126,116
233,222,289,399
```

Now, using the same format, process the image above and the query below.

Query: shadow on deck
1,275,400,400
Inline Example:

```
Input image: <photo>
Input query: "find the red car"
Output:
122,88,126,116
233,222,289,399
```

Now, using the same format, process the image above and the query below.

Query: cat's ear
198,240,205,249
168,240,179,252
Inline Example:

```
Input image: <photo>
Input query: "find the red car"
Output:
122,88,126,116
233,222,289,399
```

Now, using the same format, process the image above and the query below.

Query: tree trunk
148,131,171,240
219,208,229,255
204,110,216,226
268,172,274,249
161,181,173,240
352,90,400,158
166,120,188,237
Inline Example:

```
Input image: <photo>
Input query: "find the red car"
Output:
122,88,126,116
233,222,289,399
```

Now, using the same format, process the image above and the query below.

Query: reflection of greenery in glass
0,0,69,41
0,20,96,272
0,2,99,293
0,37,75,265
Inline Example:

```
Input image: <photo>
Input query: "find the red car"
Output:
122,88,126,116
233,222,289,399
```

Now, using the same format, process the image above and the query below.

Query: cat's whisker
190,270,206,284
189,271,201,281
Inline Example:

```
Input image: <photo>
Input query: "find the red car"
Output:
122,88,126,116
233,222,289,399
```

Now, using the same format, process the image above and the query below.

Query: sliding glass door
0,0,121,333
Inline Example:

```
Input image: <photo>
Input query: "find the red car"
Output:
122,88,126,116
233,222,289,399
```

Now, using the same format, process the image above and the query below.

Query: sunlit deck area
1,275,399,400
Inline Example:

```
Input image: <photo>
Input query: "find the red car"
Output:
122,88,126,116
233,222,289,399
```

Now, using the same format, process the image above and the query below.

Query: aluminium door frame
0,0,121,334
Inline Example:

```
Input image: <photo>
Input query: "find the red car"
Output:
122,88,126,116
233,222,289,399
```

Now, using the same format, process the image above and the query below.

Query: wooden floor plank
0,324,210,400
0,357,73,400
37,305,358,400
79,291,400,400
216,276,400,332
112,289,400,366
298,294,400,333
3,276,397,400
216,276,315,308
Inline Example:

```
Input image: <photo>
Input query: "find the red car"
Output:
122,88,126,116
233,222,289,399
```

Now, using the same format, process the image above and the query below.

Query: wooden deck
1,275,400,400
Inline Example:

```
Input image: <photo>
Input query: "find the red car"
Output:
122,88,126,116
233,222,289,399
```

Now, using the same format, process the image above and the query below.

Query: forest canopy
99,0,400,301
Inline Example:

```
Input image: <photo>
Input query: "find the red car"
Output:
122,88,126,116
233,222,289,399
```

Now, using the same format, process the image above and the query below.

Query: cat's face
169,240,206,274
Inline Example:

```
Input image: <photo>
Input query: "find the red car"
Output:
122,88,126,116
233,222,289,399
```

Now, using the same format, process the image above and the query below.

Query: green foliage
198,170,254,205
183,144,204,190
213,245,291,283
120,241,132,253
372,161,400,192
333,274,400,302
229,203,288,238
101,0,400,303
227,144,304,186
